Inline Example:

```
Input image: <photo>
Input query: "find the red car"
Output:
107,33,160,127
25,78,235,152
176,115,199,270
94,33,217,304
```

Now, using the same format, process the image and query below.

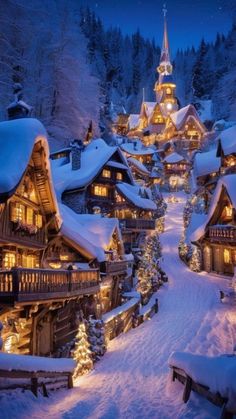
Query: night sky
78,0,234,52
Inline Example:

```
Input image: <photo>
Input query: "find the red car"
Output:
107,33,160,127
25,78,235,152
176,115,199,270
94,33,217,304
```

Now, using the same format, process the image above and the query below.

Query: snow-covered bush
87,318,106,362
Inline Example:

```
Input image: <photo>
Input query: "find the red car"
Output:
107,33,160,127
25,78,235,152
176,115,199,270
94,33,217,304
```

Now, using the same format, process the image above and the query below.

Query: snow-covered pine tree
73,319,93,378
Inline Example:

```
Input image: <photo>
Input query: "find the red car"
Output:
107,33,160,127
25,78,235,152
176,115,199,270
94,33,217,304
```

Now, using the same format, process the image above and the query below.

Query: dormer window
225,205,232,218
102,169,111,178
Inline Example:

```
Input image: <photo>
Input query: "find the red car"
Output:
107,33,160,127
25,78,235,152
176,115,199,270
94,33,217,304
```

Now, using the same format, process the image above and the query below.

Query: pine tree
189,246,202,272
73,319,93,378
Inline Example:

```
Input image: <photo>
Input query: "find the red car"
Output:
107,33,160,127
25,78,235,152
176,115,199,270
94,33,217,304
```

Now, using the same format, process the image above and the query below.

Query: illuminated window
11,203,25,222
102,169,111,178
35,214,43,229
22,254,37,268
225,205,232,218
3,252,16,269
224,249,231,264
115,193,125,203
93,185,108,197
49,262,62,269
26,207,34,225
116,172,123,181
166,87,172,95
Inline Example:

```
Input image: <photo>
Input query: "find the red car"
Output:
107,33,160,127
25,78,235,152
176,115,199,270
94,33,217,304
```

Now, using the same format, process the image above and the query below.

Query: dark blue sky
78,0,233,52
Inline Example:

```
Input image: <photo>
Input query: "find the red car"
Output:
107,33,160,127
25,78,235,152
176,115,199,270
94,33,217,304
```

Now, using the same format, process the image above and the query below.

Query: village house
162,152,190,190
216,125,236,175
191,175,236,276
0,117,100,357
51,139,158,252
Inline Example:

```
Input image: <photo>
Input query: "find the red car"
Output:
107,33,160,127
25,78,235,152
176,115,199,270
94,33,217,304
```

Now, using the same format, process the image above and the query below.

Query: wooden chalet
52,139,157,242
113,113,130,136
163,105,207,150
163,152,190,190
216,125,236,175
191,175,236,276
0,119,100,357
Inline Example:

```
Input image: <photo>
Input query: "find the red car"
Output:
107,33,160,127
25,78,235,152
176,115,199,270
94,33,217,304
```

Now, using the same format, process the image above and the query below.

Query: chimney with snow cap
70,139,84,170
7,83,32,120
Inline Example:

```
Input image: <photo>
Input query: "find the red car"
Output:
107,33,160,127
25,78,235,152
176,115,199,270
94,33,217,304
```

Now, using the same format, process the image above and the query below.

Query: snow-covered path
2,193,235,419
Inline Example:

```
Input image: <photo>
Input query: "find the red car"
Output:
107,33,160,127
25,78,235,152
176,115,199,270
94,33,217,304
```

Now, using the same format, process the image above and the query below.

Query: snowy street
2,193,236,419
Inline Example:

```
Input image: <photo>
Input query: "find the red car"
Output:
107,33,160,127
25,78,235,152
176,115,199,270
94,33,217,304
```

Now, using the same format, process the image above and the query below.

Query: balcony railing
0,268,100,303
208,225,236,242
101,260,128,275
119,218,156,231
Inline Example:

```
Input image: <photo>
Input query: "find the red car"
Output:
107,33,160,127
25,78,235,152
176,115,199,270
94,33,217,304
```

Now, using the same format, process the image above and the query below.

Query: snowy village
0,0,235,418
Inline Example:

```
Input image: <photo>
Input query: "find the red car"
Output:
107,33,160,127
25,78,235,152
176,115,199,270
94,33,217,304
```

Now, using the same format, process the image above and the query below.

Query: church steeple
157,4,173,83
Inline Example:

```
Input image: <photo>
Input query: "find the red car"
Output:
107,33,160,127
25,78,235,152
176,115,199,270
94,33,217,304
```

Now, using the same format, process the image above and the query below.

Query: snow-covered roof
216,125,236,156
116,182,156,210
60,204,122,262
193,150,220,178
127,157,150,175
128,114,140,129
0,118,60,224
170,104,205,132
52,139,133,197
7,100,32,112
191,174,236,242
120,140,156,156
163,152,186,164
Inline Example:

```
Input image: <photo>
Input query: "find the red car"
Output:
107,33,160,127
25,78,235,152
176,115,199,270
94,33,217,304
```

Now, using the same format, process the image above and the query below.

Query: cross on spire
163,3,167,18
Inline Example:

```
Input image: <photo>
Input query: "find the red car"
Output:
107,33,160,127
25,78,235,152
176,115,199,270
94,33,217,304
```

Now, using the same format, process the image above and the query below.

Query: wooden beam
183,375,192,403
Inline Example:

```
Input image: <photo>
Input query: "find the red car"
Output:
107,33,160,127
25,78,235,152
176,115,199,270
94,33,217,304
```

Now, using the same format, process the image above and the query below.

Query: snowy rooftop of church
128,114,140,129
193,150,220,178
120,140,156,156
116,182,156,210
143,102,156,118
52,138,133,197
191,174,236,242
217,125,236,156
60,204,122,262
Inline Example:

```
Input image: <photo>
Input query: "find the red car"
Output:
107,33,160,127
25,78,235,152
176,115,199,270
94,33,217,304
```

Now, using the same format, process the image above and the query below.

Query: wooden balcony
0,268,100,304
119,218,156,231
101,260,128,275
208,225,236,243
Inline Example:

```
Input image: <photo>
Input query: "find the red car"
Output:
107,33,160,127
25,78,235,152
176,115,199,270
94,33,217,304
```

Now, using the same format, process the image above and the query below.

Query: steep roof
116,182,156,210
143,102,156,119
163,152,186,164
193,150,220,178
216,125,236,157
170,104,206,132
0,118,60,223
128,114,140,130
52,139,134,197
60,204,122,262
191,174,236,242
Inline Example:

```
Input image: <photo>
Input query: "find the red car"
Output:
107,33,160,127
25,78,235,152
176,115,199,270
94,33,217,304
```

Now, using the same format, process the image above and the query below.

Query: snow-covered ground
1,193,236,419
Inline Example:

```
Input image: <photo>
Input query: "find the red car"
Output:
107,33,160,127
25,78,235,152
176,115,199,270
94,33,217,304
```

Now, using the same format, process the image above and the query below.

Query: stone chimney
70,139,84,171
7,83,32,120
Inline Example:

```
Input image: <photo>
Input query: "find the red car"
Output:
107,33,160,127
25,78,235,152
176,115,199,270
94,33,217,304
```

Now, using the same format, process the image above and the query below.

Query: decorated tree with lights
178,233,190,260
137,233,162,300
189,246,202,272
73,318,93,378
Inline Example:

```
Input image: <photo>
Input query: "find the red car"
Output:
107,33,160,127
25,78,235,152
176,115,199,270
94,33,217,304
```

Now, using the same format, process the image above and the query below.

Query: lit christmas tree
189,246,202,272
73,319,93,378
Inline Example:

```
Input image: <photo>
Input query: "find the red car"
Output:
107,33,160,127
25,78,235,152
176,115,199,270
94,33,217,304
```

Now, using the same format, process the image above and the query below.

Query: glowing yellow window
102,169,111,178
3,252,16,269
11,203,25,222
225,205,232,217
166,87,172,95
35,214,43,229
94,185,108,197
26,207,34,225
224,249,231,264
116,172,123,181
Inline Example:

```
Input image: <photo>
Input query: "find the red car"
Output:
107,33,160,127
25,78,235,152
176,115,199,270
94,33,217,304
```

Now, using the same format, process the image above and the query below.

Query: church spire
157,4,172,83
